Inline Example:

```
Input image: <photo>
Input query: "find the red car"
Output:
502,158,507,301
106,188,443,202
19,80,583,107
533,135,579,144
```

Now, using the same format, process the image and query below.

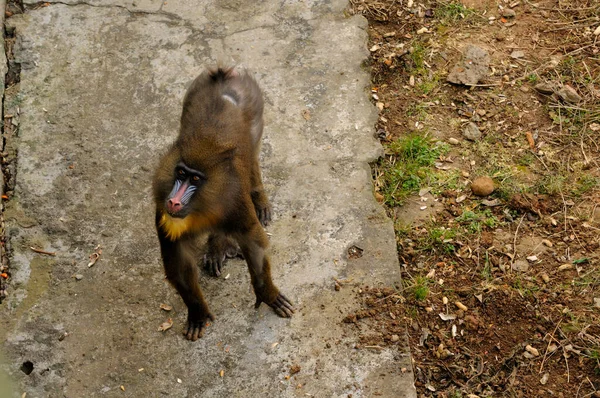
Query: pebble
510,50,525,59
471,176,495,196
447,45,490,86
462,122,481,141
390,334,400,342
501,8,516,18
534,82,557,95
558,263,573,271
512,260,529,272
541,273,550,283
556,84,582,104
448,137,460,145
74,274,84,281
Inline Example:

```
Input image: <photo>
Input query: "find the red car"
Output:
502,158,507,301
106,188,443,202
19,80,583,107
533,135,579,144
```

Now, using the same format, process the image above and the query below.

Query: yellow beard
159,213,192,241
158,211,219,241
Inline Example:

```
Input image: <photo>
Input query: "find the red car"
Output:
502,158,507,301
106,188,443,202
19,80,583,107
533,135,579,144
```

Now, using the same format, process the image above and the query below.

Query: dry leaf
158,318,173,332
160,303,173,311
525,131,535,149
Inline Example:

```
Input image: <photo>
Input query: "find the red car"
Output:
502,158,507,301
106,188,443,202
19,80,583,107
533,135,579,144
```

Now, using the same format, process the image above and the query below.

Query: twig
540,319,562,373
511,215,525,268
30,247,56,256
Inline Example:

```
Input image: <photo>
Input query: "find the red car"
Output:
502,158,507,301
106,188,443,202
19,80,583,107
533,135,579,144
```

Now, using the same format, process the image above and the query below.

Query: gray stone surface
462,122,482,141
447,44,490,86
0,1,415,397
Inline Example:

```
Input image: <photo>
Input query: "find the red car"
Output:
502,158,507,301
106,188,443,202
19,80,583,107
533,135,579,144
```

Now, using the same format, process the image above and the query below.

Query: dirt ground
345,0,600,397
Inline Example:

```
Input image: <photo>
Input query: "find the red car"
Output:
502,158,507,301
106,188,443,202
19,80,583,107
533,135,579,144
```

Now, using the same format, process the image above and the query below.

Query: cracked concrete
0,1,416,397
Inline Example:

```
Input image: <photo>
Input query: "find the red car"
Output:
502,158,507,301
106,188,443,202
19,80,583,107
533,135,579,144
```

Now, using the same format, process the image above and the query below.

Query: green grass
435,1,474,23
379,135,448,206
411,276,430,300
455,209,499,233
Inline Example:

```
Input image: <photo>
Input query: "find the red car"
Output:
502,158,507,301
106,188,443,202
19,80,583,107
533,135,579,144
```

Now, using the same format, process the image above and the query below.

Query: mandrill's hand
255,290,294,318
185,310,215,341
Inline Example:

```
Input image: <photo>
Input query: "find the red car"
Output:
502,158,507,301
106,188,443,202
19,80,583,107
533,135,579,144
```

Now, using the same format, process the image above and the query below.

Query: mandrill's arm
155,211,214,341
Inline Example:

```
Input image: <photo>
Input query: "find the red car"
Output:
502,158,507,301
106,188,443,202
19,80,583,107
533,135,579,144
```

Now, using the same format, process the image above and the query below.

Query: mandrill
152,67,294,341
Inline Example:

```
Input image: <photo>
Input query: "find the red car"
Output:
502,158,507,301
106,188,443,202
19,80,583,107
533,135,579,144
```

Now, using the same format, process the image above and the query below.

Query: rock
556,84,582,104
594,298,600,308
501,8,516,18
390,334,400,342
594,25,600,36
510,50,525,59
534,82,557,95
512,259,529,272
447,45,490,86
471,176,494,196
448,137,460,145
74,274,84,281
462,122,481,141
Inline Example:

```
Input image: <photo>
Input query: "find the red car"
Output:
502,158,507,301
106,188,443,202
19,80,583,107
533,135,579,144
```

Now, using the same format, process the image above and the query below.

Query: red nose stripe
171,181,189,203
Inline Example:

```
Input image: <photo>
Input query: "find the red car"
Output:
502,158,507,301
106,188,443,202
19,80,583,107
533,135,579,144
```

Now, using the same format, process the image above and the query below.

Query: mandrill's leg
203,232,240,277
250,156,271,227
235,221,294,317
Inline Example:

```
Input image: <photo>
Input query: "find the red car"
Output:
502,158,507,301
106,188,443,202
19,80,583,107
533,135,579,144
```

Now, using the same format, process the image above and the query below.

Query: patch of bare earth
344,0,600,396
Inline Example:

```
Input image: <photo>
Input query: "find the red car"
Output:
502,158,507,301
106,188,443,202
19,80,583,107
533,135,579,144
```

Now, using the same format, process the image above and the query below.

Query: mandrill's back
178,67,265,154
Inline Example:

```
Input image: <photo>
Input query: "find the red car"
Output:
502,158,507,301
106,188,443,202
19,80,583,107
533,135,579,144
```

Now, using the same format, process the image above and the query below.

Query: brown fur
152,67,293,341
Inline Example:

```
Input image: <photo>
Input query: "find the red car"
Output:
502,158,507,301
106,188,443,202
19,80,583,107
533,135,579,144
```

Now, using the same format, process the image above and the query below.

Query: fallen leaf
439,313,456,321
301,109,311,120
160,303,173,311
525,131,535,149
158,318,173,332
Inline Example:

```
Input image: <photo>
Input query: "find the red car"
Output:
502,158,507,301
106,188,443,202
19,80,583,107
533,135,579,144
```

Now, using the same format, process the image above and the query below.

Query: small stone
510,50,525,59
501,8,516,18
471,176,495,196
556,84,582,104
448,137,460,145
462,122,481,141
594,25,600,36
525,345,540,356
526,255,538,262
447,45,490,86
390,334,400,342
512,259,529,272
540,373,549,385
455,301,468,311
558,263,573,271
74,274,84,281
594,298,600,308
520,86,529,93
541,273,550,283
534,82,557,95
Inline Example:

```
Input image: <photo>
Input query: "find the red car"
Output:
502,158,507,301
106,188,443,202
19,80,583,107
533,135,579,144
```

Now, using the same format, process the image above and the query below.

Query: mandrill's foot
184,311,215,341
204,234,241,277
255,292,294,318
251,190,272,227
255,204,272,227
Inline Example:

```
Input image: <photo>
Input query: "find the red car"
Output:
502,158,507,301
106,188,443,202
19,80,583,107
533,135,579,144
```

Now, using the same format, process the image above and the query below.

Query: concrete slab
1,1,416,397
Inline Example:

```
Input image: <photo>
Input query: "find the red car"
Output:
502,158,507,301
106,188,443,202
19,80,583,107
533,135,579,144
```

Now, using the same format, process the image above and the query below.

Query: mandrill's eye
177,169,185,176
192,176,200,182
